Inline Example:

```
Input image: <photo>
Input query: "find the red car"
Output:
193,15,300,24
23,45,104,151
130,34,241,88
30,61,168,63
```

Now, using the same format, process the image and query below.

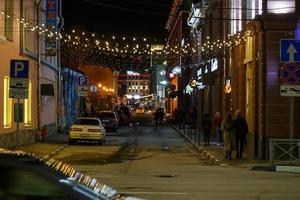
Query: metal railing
269,138,300,165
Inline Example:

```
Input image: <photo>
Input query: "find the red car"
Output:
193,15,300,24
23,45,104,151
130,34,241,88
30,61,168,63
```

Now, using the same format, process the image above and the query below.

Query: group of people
201,110,248,160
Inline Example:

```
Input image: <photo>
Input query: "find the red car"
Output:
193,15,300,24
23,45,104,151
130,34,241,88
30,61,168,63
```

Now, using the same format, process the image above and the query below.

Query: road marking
119,191,188,195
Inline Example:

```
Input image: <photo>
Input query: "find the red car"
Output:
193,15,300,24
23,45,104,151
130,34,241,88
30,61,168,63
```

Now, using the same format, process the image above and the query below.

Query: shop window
24,81,32,126
3,76,12,128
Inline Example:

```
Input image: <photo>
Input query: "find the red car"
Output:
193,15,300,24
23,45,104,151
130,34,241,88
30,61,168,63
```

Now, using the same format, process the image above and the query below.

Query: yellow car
69,117,106,145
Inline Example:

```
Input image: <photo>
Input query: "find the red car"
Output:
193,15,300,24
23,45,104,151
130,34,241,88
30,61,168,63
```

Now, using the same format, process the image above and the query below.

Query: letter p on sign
10,60,29,79
79,76,87,86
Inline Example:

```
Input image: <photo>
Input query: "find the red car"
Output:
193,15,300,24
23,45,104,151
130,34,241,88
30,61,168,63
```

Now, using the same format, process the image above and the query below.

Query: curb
275,165,300,174
42,144,68,159
172,126,221,165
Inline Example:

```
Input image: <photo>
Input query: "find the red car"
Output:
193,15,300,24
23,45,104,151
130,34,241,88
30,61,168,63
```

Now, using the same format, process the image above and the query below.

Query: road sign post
280,40,300,161
10,60,29,147
77,76,88,97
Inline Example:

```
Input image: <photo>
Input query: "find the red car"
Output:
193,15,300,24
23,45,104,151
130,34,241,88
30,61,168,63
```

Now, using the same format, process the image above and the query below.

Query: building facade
0,0,62,147
167,0,300,159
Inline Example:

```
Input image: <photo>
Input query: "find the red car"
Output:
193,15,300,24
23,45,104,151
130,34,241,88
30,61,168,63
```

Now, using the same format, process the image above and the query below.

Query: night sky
62,0,173,39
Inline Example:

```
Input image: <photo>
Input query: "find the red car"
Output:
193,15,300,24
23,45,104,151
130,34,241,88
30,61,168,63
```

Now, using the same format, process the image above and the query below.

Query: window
230,0,242,35
268,0,295,14
246,0,263,19
0,1,5,37
24,81,32,126
23,5,36,53
5,0,13,40
3,76,12,128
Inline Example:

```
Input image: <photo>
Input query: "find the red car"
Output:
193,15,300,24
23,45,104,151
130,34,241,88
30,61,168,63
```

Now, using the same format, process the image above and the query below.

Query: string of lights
0,8,253,68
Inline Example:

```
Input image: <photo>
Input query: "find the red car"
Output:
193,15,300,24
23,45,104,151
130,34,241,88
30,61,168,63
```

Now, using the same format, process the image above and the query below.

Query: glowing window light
24,81,32,126
3,77,12,128
268,1,295,14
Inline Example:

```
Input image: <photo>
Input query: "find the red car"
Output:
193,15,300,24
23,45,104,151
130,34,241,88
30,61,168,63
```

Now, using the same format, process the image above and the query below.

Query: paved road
17,114,300,200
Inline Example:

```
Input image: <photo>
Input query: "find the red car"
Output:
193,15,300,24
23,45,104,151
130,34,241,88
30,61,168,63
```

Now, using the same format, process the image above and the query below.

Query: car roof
0,148,119,199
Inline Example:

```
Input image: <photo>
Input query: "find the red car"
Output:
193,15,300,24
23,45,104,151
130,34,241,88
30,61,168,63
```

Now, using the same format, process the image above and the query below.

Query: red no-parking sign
280,63,300,84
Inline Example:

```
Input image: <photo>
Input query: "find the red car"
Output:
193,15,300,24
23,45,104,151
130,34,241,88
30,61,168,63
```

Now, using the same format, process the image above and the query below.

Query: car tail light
70,127,83,131
88,129,101,132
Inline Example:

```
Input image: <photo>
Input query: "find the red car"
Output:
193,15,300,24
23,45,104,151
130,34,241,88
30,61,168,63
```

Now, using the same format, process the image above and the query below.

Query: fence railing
269,138,300,165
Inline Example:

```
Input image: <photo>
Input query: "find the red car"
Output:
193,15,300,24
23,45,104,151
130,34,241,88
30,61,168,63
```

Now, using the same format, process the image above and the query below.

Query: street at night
16,114,300,200
1,0,300,199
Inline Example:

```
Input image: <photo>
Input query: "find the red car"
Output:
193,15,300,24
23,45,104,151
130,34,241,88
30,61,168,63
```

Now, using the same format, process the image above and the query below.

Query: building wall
0,0,38,147
0,0,62,147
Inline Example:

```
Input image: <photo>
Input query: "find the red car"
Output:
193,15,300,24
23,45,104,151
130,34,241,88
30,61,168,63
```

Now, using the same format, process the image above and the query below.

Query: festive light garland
1,8,253,69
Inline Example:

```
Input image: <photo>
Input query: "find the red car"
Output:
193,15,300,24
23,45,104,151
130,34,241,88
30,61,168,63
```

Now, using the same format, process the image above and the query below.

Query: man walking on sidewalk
201,113,212,146
233,110,248,159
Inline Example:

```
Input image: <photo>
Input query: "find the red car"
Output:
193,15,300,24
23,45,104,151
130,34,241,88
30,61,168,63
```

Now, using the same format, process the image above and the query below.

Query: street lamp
98,83,102,88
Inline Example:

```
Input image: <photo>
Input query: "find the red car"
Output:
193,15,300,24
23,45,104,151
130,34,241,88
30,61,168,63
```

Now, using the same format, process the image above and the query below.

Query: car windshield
99,113,114,118
74,119,99,125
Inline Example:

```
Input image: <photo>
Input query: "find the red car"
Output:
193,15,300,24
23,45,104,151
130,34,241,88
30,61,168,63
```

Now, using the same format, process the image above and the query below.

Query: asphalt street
17,114,300,200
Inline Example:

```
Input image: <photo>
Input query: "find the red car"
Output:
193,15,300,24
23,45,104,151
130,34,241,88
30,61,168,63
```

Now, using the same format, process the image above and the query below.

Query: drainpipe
57,0,64,133
35,0,42,139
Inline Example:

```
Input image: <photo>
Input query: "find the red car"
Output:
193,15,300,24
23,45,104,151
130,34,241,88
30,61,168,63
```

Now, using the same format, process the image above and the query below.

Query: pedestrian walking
158,108,165,126
221,113,235,159
201,113,212,146
233,110,248,159
154,108,160,127
214,112,223,146
178,107,186,129
191,107,198,129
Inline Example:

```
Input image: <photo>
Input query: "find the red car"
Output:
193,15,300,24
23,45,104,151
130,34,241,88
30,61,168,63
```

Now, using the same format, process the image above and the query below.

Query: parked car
0,148,144,200
97,111,119,132
69,117,106,145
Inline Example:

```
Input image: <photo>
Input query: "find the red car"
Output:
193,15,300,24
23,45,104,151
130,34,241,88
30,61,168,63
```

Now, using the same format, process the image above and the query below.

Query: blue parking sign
78,76,88,86
10,60,29,78
280,40,300,62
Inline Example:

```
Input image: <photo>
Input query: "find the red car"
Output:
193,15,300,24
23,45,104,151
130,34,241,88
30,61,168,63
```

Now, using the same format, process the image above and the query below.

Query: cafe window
24,81,32,126
3,76,12,128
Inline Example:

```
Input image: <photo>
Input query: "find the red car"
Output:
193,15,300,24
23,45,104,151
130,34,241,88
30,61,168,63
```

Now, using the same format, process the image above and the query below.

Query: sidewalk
13,132,68,158
172,126,278,170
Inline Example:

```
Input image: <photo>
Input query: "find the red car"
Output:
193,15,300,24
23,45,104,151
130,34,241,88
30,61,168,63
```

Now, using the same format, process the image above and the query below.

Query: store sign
172,66,181,75
45,0,57,56
197,68,202,79
225,78,232,93
211,58,218,72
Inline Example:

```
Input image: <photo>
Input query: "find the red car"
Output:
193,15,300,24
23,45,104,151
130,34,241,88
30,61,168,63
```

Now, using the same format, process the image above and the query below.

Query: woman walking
221,113,235,159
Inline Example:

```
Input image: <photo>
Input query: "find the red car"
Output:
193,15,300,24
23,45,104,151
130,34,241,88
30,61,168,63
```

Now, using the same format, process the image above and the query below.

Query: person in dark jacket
201,113,212,146
233,110,248,159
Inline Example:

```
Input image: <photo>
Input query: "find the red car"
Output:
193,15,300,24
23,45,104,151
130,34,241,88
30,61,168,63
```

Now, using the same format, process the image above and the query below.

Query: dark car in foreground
0,148,144,200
